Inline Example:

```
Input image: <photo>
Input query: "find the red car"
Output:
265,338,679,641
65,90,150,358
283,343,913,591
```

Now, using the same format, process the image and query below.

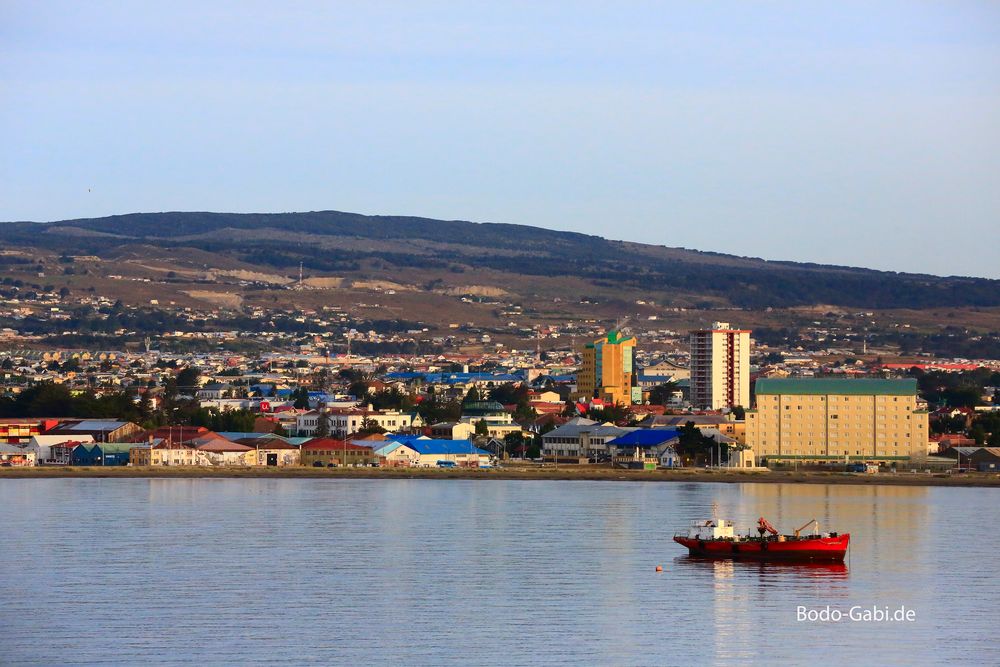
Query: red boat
674,516,850,562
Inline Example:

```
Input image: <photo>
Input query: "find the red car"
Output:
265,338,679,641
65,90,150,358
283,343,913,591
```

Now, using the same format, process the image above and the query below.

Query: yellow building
575,330,638,406
747,378,928,466
129,443,197,466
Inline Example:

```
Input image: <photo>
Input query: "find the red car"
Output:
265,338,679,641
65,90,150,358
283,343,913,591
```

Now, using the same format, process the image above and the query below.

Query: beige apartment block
747,378,929,465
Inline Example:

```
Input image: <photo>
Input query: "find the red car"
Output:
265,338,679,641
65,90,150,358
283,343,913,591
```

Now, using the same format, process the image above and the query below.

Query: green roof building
755,378,918,396
748,377,928,466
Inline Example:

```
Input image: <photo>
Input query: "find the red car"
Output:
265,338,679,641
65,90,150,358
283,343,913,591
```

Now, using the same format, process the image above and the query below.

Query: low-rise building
196,439,255,466
969,447,1000,472
404,438,492,467
297,409,418,438
541,417,634,463
606,428,681,467
28,434,96,464
70,443,135,466
1,418,58,444
0,443,36,466
372,440,423,467
234,436,302,466
129,442,196,466
300,438,377,466
429,421,476,440
639,414,746,444
46,419,143,443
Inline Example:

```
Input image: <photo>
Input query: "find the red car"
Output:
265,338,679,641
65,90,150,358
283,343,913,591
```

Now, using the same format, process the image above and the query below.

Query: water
0,479,996,666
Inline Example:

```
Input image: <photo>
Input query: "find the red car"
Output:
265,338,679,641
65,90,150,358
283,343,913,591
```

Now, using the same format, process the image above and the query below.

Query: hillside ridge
2,210,998,310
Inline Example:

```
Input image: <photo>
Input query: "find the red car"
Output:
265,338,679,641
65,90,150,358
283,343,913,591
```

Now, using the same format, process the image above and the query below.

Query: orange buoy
655,565,663,572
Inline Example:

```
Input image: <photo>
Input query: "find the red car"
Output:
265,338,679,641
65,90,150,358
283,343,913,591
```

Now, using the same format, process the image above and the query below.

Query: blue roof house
607,428,681,467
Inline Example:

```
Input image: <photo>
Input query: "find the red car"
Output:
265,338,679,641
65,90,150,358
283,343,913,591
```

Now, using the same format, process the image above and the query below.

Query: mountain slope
2,210,997,309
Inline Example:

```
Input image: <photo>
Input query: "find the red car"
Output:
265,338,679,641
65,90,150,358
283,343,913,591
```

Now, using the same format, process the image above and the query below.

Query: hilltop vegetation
2,210,999,310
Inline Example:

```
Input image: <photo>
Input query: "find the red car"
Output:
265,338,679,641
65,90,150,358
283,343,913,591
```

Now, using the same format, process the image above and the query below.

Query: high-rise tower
689,322,750,410
575,330,638,406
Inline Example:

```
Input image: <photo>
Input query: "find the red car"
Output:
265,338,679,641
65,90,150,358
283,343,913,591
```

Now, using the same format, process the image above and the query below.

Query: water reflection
0,479,994,666
674,556,850,581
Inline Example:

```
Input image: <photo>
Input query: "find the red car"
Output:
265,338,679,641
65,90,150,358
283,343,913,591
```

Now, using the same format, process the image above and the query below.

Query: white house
28,434,96,465
297,409,417,438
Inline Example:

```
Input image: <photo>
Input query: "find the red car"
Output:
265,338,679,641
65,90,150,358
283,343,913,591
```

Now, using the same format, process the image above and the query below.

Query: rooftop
755,378,918,396
607,428,680,447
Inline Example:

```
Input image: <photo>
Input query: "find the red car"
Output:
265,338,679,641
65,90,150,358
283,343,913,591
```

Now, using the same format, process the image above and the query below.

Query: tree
4,383,75,417
587,403,631,425
176,366,201,391
357,417,386,436
315,412,330,437
475,419,489,437
291,387,311,409
503,431,528,459
348,380,370,400
370,387,414,412
489,383,527,405
416,395,463,424
676,421,713,466
464,386,481,404
648,382,679,407
763,351,785,364
190,408,258,433
138,391,153,420
316,367,331,392
730,405,746,420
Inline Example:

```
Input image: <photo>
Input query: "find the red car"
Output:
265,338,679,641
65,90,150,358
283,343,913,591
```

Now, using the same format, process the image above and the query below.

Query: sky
1,1,999,278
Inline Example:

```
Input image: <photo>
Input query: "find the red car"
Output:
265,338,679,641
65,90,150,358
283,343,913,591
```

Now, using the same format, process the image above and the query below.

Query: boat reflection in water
674,555,849,580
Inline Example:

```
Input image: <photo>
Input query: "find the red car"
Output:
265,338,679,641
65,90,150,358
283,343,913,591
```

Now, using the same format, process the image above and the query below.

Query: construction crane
794,519,820,537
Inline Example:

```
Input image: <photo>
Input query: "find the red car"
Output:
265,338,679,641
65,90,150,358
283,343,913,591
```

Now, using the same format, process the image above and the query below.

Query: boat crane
794,519,820,537
757,517,779,537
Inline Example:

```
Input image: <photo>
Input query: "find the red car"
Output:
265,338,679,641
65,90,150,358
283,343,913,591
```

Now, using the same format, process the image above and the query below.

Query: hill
1,210,998,310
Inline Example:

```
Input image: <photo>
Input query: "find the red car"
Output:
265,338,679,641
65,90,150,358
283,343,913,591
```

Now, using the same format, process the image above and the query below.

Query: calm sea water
0,479,996,666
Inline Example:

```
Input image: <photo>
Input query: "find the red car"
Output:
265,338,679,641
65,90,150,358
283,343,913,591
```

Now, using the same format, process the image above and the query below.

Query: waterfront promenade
2,464,998,487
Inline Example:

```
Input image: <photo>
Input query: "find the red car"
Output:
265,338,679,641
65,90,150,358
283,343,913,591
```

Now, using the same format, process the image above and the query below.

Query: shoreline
2,466,999,487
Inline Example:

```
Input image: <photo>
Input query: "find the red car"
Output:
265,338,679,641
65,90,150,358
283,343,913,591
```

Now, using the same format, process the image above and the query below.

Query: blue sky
2,1,998,278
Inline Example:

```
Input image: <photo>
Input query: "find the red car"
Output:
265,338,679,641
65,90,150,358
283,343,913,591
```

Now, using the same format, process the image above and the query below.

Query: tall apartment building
746,378,929,465
689,322,751,410
575,330,638,406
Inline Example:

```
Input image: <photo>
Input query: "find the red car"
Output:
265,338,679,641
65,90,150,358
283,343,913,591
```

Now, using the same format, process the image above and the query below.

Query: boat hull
674,534,850,562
